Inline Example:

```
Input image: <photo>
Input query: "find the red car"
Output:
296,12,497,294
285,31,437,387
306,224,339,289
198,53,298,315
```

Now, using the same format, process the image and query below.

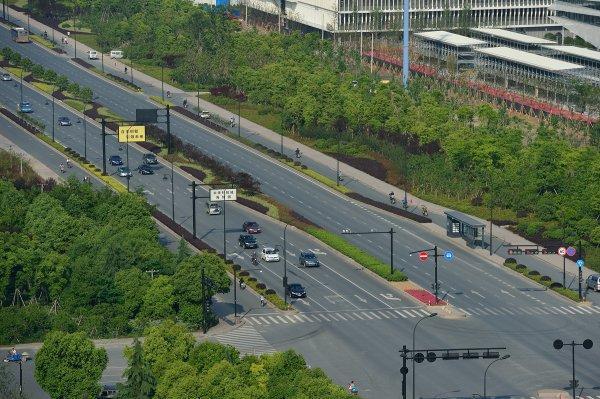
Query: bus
10,27,29,43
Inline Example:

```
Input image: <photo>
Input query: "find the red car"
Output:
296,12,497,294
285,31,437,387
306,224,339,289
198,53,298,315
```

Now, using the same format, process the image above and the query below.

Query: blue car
109,155,123,166
18,101,33,113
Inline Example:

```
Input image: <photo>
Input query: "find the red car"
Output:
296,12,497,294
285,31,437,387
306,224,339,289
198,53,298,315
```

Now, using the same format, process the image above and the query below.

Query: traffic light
524,249,539,255
462,351,479,359
507,248,522,255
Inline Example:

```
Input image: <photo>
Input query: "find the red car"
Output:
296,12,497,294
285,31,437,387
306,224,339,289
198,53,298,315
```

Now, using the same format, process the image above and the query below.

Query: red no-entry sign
419,251,428,261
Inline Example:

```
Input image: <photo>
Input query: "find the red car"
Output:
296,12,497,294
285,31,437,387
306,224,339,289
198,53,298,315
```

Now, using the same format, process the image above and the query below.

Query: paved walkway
0,133,59,181
4,9,593,283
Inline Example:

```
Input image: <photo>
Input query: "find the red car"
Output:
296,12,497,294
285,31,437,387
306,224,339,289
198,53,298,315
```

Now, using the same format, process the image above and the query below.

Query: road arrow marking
311,249,327,255
380,293,402,301
354,295,367,303
500,289,515,298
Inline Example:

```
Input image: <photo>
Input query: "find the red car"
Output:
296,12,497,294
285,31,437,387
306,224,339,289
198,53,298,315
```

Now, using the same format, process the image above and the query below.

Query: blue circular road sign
576,259,585,268
444,250,454,260
566,246,576,257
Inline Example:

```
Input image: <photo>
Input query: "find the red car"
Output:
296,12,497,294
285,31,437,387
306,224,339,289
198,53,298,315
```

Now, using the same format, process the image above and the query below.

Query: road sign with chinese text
210,188,237,201
118,125,146,142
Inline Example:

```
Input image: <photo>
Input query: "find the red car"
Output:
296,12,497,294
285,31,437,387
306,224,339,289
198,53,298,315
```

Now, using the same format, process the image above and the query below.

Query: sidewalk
0,134,59,181
4,9,592,283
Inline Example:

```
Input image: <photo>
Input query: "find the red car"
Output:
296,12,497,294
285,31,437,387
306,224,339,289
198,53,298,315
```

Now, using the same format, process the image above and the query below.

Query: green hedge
503,259,580,302
305,227,407,281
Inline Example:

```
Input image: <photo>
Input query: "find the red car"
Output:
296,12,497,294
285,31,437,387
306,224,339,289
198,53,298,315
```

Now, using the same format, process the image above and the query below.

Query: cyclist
183,99,188,108
59,163,65,173
421,205,428,216
295,148,301,158
166,90,171,98
389,191,396,204
66,158,71,168
260,295,266,307
348,381,358,395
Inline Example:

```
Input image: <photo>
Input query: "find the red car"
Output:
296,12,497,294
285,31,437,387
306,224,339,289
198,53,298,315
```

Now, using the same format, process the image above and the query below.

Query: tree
35,331,108,399
188,341,239,373
139,275,175,321
142,320,195,379
175,238,191,264
117,337,156,399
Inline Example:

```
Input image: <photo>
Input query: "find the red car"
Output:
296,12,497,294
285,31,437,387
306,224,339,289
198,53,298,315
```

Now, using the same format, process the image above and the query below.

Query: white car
261,247,280,262
199,111,211,119
88,50,98,60
206,202,222,215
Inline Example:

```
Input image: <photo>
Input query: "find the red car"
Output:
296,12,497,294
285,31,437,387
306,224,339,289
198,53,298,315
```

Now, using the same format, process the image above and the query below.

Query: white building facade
242,0,557,33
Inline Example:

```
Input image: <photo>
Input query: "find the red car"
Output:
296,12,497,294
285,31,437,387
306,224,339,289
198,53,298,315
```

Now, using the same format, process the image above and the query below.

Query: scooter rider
239,277,246,289
389,191,396,204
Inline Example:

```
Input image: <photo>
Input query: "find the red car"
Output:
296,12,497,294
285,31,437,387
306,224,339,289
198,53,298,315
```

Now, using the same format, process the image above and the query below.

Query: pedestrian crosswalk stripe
403,309,419,317
560,307,576,314
276,316,288,324
353,312,365,320
328,313,340,321
369,311,381,319
576,307,593,314
534,307,550,315
486,308,501,315
361,312,374,320
268,316,279,324
212,325,275,355
588,306,600,313
251,317,262,325
378,311,391,319
458,308,471,315
519,307,534,315
318,313,331,321
394,310,408,318
259,316,271,324
285,315,297,323
552,307,567,314
569,306,586,314
336,313,348,321
468,308,482,315
501,307,515,315
344,313,355,320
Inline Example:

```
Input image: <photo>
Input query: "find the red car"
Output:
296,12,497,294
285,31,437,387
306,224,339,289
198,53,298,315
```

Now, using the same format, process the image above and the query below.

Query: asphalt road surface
1,77,599,398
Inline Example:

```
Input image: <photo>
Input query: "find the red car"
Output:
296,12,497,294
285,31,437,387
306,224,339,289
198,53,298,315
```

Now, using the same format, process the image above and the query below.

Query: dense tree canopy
0,177,231,344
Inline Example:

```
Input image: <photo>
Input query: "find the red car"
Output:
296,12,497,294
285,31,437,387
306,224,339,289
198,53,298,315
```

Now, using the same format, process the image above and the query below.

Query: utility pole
167,105,175,222
578,239,583,300
283,224,289,306
190,180,198,238
400,345,408,399
101,118,106,175
390,228,395,276
201,267,208,333
434,245,439,302
145,269,159,279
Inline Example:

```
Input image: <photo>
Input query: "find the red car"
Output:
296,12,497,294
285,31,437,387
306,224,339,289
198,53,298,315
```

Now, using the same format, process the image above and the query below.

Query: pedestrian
260,295,266,307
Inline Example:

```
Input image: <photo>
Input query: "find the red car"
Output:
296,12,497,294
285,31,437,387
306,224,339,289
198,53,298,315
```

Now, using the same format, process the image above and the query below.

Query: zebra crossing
457,304,600,317
244,307,434,326
244,304,600,326
211,324,276,355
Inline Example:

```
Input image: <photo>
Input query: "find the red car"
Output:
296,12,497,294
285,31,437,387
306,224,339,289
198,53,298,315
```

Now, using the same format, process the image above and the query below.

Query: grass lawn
97,107,124,121
73,33,100,51
5,67,29,78
8,0,27,6
63,98,85,112
200,94,283,134
30,35,54,49
59,19,92,33
31,81,54,94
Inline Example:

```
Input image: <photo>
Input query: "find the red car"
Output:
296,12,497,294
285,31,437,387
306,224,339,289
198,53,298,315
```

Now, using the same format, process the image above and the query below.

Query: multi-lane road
1,20,599,399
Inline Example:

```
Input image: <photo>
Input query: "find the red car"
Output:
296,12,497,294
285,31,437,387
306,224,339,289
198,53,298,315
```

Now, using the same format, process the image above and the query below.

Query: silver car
117,166,132,177
587,274,600,291
1,73,12,81
206,202,222,215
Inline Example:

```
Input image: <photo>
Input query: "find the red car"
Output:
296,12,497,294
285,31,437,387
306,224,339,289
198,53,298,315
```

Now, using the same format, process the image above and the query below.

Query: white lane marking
551,307,567,314
576,307,593,314
560,307,577,314
380,293,402,301
354,295,367,303
500,289,516,298
471,290,485,299
458,308,471,315
501,307,515,315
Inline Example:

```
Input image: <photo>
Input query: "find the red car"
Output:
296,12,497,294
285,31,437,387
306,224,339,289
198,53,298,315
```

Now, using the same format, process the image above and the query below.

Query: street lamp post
161,63,164,101
409,246,442,303
483,354,510,399
342,228,395,276
4,354,25,396
51,84,55,141
336,129,341,186
283,224,289,306
412,313,437,399
553,338,593,399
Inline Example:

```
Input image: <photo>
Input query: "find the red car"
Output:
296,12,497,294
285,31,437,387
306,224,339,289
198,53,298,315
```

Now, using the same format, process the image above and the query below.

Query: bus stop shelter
444,211,486,249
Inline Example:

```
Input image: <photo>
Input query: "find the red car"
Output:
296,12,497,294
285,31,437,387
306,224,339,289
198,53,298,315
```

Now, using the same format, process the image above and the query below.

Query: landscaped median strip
503,258,581,302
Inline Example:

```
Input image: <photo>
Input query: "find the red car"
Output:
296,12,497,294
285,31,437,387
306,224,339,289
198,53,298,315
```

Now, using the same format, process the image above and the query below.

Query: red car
243,221,261,234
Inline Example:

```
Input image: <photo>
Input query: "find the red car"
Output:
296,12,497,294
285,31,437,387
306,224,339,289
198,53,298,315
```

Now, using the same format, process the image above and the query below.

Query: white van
88,50,98,60
110,50,123,59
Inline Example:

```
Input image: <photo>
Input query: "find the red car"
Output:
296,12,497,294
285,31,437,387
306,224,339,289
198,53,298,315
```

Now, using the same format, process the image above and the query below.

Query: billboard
210,188,237,201
118,125,146,143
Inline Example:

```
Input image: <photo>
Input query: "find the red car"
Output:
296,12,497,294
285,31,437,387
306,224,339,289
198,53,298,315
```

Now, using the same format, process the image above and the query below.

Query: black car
57,116,71,126
288,283,306,298
138,164,154,175
238,234,258,249
109,155,123,166
299,251,320,267
243,221,261,234
143,153,158,165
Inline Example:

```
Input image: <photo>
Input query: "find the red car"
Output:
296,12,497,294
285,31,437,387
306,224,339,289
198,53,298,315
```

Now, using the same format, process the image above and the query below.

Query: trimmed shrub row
235,266,289,310
503,259,581,302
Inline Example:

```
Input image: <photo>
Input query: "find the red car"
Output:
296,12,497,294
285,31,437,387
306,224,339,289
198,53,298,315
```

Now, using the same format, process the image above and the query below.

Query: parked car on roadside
1,73,12,81
587,274,600,291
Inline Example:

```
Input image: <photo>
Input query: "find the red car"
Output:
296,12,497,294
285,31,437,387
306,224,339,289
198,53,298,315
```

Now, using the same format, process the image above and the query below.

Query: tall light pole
412,313,437,399
161,63,165,101
342,228,395,276
51,83,55,141
336,129,341,186
483,354,510,399
283,223,289,306
553,338,593,399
